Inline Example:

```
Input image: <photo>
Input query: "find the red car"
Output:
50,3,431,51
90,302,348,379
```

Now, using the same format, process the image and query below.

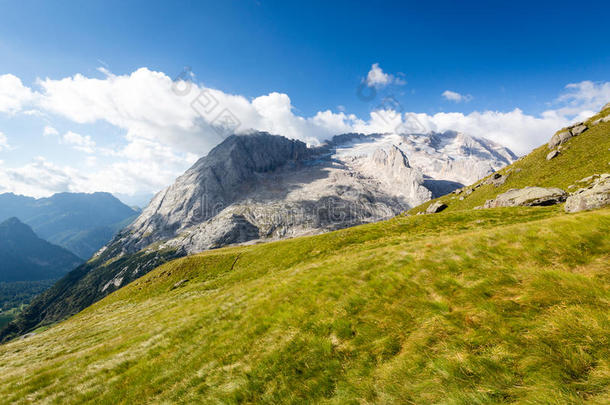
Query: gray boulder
546,150,560,160
565,174,610,213
592,114,610,126
571,124,588,136
548,130,572,149
547,123,588,149
483,172,508,187
484,187,567,208
426,201,447,214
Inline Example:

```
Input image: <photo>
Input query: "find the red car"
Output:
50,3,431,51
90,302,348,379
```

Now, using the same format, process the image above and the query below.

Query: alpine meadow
0,2,609,404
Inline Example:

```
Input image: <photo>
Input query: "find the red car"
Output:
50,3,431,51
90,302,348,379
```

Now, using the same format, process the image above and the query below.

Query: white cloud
0,131,10,151
0,157,84,197
43,125,59,136
0,68,607,199
404,109,567,155
554,80,610,117
365,63,405,88
0,74,34,114
62,131,96,154
442,90,473,102
31,68,336,153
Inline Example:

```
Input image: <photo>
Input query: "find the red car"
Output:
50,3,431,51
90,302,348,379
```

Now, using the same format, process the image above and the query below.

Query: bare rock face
104,131,516,259
548,131,572,149
111,133,310,254
353,145,432,207
571,124,588,136
484,187,567,208
565,174,610,213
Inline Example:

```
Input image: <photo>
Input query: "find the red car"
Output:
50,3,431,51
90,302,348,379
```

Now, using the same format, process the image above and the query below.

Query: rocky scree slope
0,130,515,340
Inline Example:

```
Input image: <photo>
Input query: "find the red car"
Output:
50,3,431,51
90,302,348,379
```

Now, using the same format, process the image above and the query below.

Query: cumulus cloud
442,90,472,102
404,109,567,155
365,63,405,88
0,157,84,197
554,80,610,117
31,68,341,153
43,125,59,136
0,68,607,199
0,144,198,199
61,131,96,154
0,74,34,114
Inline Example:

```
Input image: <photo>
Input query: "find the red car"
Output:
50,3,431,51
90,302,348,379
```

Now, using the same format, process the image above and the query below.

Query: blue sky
0,0,609,205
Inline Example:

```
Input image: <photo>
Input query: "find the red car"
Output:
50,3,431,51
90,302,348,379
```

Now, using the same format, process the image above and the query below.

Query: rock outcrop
482,172,509,187
565,174,610,213
548,123,588,149
484,187,567,208
426,201,447,214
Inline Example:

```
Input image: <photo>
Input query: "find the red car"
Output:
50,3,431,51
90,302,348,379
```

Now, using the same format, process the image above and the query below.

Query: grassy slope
409,107,610,214
0,206,608,404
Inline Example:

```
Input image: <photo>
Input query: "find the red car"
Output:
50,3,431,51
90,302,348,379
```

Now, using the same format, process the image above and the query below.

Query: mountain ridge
0,191,138,259
0,217,82,282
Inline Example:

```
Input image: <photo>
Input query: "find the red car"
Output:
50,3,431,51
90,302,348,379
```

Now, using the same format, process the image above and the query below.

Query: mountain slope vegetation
410,104,610,214
0,218,83,328
0,207,607,404
0,218,82,282
0,192,138,259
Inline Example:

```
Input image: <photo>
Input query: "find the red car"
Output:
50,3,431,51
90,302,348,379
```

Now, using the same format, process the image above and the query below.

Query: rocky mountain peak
371,145,410,169
108,130,516,259
0,217,33,237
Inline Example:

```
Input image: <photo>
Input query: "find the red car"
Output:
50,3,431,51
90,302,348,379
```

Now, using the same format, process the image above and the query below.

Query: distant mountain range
0,192,139,259
0,217,82,282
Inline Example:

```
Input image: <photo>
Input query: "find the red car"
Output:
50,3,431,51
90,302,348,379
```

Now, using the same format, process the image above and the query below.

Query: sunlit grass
0,207,608,404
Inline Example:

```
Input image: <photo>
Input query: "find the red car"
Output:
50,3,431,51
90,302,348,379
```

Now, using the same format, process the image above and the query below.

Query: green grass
410,109,610,214
0,206,608,404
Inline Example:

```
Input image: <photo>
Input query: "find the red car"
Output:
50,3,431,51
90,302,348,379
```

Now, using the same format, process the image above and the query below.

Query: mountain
0,218,82,282
0,107,608,402
109,130,516,256
0,192,139,259
0,130,515,339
